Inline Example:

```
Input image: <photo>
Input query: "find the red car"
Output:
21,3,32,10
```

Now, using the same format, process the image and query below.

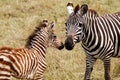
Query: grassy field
0,0,120,80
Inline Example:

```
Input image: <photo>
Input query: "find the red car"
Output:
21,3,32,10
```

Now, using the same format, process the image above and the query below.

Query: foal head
26,19,64,50
44,20,64,50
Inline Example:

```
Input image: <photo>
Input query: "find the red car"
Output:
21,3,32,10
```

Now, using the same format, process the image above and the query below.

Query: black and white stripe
0,20,64,80
65,3,120,80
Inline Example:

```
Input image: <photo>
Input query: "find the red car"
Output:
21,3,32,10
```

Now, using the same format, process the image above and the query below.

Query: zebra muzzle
65,36,74,50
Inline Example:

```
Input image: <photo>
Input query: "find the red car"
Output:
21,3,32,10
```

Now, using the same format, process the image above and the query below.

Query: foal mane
25,22,46,48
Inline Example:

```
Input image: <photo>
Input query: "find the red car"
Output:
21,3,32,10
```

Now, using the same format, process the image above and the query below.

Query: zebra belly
112,48,120,57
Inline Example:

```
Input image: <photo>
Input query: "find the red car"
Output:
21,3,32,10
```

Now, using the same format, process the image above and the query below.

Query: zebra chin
65,37,75,50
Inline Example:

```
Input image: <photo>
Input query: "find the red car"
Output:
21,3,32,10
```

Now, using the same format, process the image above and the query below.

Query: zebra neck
82,17,96,47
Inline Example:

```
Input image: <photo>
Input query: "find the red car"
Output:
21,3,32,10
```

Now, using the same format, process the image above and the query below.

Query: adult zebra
0,20,64,80
65,2,120,80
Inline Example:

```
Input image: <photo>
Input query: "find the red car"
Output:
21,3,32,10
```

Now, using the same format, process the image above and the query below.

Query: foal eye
65,23,67,26
53,35,56,38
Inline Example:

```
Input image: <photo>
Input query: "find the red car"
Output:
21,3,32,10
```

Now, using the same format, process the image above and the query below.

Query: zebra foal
65,2,120,80
0,20,64,80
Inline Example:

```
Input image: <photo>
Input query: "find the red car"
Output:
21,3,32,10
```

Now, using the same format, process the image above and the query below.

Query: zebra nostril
65,37,74,50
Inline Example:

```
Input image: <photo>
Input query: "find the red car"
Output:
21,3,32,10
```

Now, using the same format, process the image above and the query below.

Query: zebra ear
80,4,88,15
67,2,74,15
74,4,80,14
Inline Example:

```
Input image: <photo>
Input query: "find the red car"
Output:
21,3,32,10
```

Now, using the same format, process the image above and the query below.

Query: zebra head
65,3,88,50
46,21,64,50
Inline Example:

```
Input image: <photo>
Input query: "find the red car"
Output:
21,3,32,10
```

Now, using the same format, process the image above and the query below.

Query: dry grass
0,0,120,80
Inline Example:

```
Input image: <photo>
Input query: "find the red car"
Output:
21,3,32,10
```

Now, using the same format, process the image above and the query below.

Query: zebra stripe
0,20,64,80
65,3,120,80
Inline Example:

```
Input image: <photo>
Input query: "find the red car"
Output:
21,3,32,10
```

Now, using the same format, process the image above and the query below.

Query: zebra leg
103,58,111,80
84,55,97,80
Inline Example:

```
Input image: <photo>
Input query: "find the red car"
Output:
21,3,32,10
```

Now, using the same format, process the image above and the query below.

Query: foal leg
0,71,11,80
34,70,44,80
35,74,44,80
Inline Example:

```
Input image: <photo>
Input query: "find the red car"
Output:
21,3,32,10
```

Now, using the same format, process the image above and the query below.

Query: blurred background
0,0,119,80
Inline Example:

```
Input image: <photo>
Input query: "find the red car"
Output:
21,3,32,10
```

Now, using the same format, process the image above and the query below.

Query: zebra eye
79,23,82,27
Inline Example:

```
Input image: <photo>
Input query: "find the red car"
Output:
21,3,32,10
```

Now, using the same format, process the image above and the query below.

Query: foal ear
42,19,48,27
80,4,88,15
43,19,48,23
49,22,55,29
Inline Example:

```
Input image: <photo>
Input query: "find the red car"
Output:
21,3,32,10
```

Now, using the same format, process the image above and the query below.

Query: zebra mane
73,6,99,17
25,22,47,48
88,9,99,16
